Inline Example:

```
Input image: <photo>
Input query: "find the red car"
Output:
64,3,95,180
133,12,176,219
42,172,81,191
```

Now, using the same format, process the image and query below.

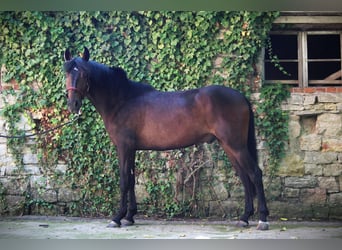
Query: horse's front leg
125,167,137,225
108,146,136,228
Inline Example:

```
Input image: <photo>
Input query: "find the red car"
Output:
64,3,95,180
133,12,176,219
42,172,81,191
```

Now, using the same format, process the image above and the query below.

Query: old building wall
1,88,341,220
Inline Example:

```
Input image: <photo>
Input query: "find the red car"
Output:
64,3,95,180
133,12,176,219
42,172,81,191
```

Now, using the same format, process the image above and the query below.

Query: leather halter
67,86,82,93
66,67,89,95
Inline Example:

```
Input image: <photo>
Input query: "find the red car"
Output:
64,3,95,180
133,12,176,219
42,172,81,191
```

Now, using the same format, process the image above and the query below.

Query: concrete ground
0,216,341,239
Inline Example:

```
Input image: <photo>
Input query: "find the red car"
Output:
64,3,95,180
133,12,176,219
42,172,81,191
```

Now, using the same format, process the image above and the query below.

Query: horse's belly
137,123,215,150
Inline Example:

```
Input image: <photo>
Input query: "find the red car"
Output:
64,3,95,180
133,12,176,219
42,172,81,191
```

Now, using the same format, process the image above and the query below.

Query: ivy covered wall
0,11,291,219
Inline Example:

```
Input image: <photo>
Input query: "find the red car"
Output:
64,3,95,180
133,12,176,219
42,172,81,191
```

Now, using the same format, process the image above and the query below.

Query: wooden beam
324,70,342,80
274,16,342,24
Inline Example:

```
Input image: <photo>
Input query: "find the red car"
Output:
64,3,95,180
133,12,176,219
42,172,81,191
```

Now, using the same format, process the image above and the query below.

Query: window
264,31,342,88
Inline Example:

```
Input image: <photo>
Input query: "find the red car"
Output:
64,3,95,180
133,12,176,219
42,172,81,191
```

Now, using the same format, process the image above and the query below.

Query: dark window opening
308,62,341,80
307,35,340,59
265,62,298,80
265,35,298,60
265,32,342,87
307,34,341,85
264,34,298,84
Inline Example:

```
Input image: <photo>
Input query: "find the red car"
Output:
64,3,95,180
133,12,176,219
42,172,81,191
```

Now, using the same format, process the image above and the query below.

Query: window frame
264,30,342,88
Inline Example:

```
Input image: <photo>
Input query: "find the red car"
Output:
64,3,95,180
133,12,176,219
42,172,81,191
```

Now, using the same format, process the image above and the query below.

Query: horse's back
199,85,247,105
125,85,249,150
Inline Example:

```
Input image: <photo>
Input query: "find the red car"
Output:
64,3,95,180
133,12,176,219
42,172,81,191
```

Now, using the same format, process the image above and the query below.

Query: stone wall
1,88,342,220
271,89,342,219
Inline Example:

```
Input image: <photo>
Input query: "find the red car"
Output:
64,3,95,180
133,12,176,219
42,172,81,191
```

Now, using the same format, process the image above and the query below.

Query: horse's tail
246,97,258,198
246,98,258,164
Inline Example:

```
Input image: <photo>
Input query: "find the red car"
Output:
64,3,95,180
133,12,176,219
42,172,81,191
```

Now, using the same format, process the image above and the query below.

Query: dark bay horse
63,47,269,230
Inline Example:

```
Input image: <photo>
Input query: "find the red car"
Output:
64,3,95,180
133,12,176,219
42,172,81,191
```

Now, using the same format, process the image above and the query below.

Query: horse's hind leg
220,144,269,229
221,146,255,226
236,171,256,227
236,149,269,229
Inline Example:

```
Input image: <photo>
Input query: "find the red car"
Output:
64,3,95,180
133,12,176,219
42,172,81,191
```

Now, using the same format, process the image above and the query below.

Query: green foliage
266,37,291,77
0,182,7,215
0,11,280,217
256,84,290,176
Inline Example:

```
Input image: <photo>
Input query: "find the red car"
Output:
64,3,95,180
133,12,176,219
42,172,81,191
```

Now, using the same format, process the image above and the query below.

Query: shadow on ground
0,216,341,239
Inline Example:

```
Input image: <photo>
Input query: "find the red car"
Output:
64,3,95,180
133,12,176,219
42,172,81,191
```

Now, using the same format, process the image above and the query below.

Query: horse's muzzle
67,99,82,114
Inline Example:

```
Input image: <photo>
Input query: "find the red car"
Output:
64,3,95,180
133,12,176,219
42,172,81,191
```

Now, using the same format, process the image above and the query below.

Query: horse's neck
86,68,151,119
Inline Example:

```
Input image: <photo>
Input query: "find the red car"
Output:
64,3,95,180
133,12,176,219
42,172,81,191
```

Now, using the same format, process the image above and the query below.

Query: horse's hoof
122,219,134,226
256,221,269,230
107,221,121,228
236,220,249,228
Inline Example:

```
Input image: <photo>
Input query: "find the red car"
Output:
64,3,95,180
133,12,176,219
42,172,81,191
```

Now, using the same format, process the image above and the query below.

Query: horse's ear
64,48,72,61
82,47,90,61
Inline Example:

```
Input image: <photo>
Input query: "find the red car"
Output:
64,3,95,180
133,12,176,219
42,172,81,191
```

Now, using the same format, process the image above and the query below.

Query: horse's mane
64,58,155,98
108,66,155,97
109,66,128,82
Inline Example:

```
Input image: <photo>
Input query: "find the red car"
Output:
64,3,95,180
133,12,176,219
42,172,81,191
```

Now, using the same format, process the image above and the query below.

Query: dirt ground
0,216,341,239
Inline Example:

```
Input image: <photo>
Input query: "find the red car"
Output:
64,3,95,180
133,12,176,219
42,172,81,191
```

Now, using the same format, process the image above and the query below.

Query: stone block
24,165,41,175
313,103,326,111
301,188,327,204
322,164,342,177
30,203,58,216
317,93,342,103
23,153,38,164
300,134,322,151
214,57,223,68
287,104,304,111
285,176,318,188
268,201,304,219
0,166,21,176
295,110,322,116
329,205,342,220
29,175,46,187
337,103,342,112
316,113,342,136
228,184,245,199
284,187,300,198
288,115,301,138
55,164,67,174
4,195,25,215
329,193,342,205
58,188,82,202
0,137,6,144
278,154,304,177
318,177,339,193
0,154,16,168
311,205,330,219
303,95,317,105
211,182,229,201
304,152,337,164
264,178,282,200
0,177,28,195
304,164,323,176
0,143,7,155
322,138,342,152
0,167,5,176
324,103,337,111
250,93,260,102
289,94,304,105
32,189,57,203
209,200,241,218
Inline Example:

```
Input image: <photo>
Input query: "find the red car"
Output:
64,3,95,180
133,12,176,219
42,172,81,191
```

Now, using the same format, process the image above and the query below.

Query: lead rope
0,114,80,139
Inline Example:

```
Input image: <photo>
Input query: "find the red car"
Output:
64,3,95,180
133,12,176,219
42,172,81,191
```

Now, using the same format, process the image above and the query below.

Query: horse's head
63,47,90,114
